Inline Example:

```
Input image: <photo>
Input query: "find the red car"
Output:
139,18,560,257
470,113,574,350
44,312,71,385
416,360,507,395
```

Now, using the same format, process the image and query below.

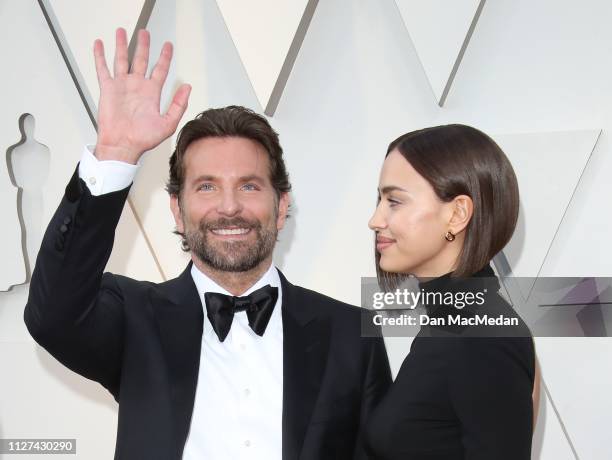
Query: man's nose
217,190,242,216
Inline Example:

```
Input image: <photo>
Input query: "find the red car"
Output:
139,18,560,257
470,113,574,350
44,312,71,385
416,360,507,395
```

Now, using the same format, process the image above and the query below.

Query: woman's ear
448,194,473,234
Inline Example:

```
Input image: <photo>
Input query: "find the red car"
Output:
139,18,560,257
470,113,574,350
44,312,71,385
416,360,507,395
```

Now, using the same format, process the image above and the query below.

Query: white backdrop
1,0,611,458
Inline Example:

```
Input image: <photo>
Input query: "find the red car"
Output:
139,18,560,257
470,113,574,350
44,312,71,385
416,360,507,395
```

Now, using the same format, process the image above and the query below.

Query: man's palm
94,28,191,163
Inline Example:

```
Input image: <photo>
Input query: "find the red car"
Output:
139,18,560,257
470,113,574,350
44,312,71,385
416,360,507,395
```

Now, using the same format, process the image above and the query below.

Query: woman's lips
376,236,395,252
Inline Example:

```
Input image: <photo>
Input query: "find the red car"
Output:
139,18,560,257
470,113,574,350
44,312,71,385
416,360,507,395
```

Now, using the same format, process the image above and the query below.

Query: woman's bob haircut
376,124,519,290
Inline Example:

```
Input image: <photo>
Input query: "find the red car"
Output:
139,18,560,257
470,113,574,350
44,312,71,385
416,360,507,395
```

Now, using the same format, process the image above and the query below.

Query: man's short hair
166,105,292,200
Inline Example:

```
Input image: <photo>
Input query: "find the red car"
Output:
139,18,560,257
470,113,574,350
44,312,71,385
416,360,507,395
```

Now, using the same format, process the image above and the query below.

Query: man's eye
198,183,214,191
241,183,258,191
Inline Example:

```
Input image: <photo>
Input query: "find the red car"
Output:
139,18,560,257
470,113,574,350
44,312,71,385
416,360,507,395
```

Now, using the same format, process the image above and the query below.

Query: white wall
1,0,611,458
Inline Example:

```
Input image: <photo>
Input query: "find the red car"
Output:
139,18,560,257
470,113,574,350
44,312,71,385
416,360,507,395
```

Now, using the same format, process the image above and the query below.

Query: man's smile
209,227,253,239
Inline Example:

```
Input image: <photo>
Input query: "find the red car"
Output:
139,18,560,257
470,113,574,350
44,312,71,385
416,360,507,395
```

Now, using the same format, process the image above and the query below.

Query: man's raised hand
93,28,191,164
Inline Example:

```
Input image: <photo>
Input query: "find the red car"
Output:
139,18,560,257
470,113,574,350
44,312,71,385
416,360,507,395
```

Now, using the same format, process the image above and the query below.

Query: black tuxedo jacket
25,168,392,460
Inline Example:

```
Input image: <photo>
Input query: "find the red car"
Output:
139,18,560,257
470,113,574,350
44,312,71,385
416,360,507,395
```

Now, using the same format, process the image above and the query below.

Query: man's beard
184,216,277,273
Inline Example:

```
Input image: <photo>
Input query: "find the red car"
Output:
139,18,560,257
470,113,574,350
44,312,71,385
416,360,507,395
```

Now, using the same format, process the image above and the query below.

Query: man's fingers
163,83,192,132
93,39,111,84
150,42,173,85
113,27,129,77
130,29,150,76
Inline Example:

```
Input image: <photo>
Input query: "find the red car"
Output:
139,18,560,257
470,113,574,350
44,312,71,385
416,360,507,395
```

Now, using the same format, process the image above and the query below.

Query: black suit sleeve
448,338,535,460
354,332,392,460
24,165,131,398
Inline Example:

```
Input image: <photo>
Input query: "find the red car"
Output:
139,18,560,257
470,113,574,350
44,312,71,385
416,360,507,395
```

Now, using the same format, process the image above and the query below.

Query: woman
364,125,537,459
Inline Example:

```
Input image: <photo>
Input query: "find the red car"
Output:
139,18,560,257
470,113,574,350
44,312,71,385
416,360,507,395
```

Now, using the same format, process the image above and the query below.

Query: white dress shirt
183,263,283,460
78,146,284,460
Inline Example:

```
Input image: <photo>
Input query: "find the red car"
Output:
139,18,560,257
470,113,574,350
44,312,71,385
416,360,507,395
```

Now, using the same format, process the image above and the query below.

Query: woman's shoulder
448,334,535,382
409,333,536,395
418,289,532,339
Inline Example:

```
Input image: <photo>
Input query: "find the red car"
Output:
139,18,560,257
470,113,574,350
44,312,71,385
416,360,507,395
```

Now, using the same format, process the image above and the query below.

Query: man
25,28,391,460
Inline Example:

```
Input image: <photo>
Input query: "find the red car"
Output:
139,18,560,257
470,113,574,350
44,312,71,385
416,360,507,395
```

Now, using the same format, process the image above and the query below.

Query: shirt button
244,440,251,447
240,343,246,351
244,388,250,396
88,177,97,186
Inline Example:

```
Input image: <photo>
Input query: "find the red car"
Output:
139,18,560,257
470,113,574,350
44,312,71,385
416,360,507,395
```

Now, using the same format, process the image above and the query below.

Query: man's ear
170,194,185,234
276,192,290,231
448,194,473,235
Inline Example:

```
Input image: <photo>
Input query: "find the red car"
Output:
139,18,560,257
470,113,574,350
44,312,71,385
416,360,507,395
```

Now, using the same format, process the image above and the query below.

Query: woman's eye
387,197,401,206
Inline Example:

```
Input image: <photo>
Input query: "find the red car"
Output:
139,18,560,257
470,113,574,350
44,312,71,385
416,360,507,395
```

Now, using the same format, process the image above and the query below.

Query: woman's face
368,150,463,278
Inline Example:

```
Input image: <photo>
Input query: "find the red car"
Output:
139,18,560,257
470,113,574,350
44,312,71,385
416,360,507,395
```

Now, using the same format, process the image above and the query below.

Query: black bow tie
204,285,279,342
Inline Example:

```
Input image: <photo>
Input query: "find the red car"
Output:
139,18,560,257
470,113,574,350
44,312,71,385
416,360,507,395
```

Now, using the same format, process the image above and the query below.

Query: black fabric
204,285,278,341
363,264,535,460
24,165,393,460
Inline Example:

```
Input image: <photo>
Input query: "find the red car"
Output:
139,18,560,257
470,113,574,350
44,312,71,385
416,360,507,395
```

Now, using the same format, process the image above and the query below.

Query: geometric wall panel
532,383,578,460
41,0,148,120
171,0,262,110
216,0,319,115
494,130,600,298
536,337,612,459
0,343,117,459
394,0,485,106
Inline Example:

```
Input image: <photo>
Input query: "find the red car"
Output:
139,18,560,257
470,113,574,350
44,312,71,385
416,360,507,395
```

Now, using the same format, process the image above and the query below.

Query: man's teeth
212,228,250,235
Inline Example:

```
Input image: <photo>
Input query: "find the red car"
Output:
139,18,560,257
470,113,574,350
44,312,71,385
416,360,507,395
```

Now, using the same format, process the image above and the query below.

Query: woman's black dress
364,263,535,460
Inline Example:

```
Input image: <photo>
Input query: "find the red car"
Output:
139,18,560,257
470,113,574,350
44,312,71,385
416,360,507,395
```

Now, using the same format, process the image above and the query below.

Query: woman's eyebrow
379,185,408,194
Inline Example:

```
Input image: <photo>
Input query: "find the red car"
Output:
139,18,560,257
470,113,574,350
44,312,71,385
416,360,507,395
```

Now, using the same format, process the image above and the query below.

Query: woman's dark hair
376,124,519,289
166,105,291,200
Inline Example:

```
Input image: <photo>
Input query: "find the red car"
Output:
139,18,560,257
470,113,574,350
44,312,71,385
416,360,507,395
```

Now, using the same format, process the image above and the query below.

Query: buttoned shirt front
182,263,283,460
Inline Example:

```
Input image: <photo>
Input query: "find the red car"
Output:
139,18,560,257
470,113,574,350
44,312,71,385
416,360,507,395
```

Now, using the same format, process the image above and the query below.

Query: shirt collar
190,262,281,296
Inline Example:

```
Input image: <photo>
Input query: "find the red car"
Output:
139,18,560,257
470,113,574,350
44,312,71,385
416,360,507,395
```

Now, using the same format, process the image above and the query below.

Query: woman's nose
368,203,386,231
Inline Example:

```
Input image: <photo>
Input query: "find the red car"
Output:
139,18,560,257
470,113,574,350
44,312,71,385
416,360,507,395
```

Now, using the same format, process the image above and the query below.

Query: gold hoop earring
445,231,455,242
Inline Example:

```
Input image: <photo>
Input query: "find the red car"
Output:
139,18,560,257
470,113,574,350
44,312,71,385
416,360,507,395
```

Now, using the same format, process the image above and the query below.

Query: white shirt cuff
78,145,139,196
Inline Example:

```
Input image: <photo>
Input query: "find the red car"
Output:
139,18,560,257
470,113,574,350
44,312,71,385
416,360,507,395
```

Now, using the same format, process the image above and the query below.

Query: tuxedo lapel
279,270,331,460
149,265,331,459
150,262,203,455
